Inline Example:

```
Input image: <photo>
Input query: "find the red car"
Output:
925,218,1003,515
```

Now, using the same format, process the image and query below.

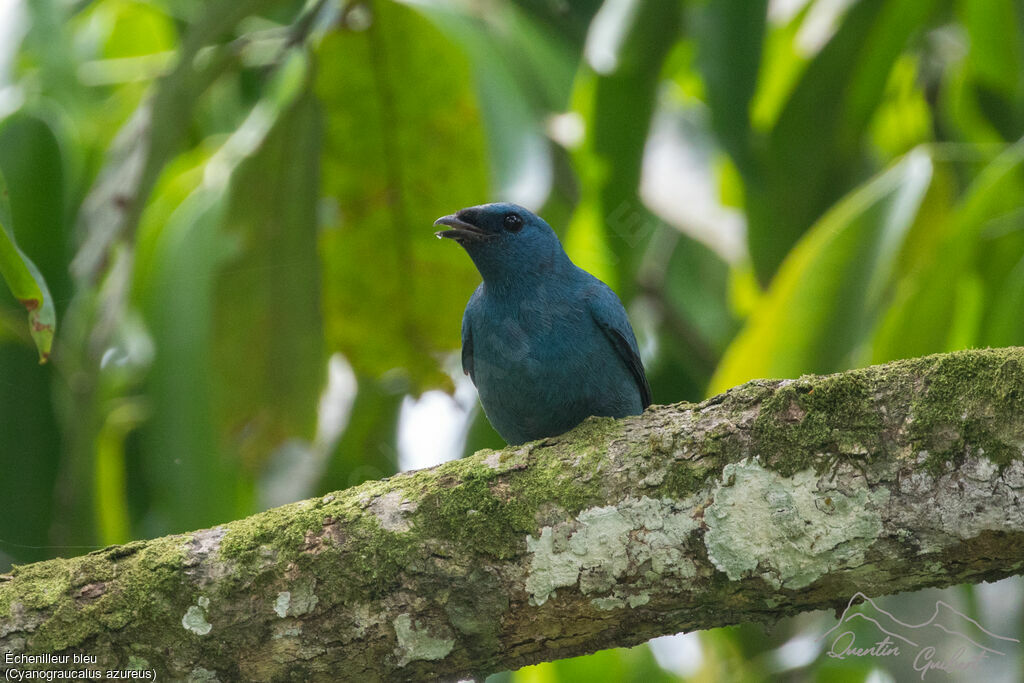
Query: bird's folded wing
590,297,652,408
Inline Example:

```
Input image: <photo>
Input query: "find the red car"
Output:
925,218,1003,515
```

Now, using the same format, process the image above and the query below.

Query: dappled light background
0,0,1023,680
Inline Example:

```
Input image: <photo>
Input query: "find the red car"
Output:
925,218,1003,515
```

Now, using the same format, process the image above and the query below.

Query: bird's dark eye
503,213,523,232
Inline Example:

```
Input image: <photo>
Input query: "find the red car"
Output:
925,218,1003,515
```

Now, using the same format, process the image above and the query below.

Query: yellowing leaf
316,1,488,393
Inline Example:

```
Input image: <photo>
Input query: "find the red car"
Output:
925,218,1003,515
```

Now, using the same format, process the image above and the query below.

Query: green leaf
0,113,70,312
564,0,683,295
213,91,326,466
710,149,934,394
72,0,278,284
959,0,1022,98
513,642,680,683
0,113,69,559
413,1,578,201
136,186,246,532
749,2,811,132
0,170,56,362
131,56,313,532
319,376,404,492
868,55,934,158
508,0,604,49
957,0,1024,140
984,254,1024,346
316,0,490,393
747,0,938,284
694,0,768,175
658,232,738,385
101,0,177,59
0,344,62,564
872,139,1024,360
94,400,146,546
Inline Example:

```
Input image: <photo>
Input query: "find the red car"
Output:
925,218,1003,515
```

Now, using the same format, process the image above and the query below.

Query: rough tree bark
3,348,1024,681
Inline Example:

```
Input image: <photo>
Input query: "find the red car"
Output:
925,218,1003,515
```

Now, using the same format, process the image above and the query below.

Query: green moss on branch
2,347,1023,681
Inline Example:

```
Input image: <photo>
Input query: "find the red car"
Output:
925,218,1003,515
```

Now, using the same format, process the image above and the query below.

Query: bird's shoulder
460,284,486,381
575,271,632,333
463,283,486,318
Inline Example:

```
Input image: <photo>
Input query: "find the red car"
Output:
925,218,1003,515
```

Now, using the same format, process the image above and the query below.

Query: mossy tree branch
3,348,1024,681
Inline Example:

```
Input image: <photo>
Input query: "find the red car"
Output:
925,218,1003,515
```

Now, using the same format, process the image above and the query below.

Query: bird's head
434,203,569,284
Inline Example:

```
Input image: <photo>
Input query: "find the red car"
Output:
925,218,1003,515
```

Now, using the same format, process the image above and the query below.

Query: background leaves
0,168,56,362
710,149,935,393
0,0,1022,680
317,0,488,393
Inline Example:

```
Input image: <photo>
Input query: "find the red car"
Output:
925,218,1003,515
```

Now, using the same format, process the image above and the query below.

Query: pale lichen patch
482,450,502,469
704,459,885,589
889,454,1024,550
591,587,652,611
274,591,290,618
641,469,666,486
348,602,383,642
525,496,701,606
524,528,581,605
392,614,455,667
591,596,625,610
1004,459,1024,489
369,491,419,532
1,601,42,640
187,528,226,562
286,578,318,616
964,457,998,482
272,624,302,640
628,592,651,608
185,528,230,587
187,667,220,682
182,605,212,636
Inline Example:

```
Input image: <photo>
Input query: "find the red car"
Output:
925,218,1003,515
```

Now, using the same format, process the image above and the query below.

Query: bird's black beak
434,214,490,243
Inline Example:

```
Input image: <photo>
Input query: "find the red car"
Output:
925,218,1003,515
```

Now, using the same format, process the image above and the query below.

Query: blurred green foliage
0,0,1022,679
0,167,56,362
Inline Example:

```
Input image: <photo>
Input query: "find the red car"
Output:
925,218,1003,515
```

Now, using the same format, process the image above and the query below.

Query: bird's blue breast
465,279,643,444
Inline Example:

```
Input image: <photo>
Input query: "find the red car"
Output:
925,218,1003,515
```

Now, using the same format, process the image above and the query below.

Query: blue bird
435,203,651,445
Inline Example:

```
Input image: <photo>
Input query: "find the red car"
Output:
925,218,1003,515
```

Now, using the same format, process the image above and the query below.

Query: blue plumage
435,203,651,445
